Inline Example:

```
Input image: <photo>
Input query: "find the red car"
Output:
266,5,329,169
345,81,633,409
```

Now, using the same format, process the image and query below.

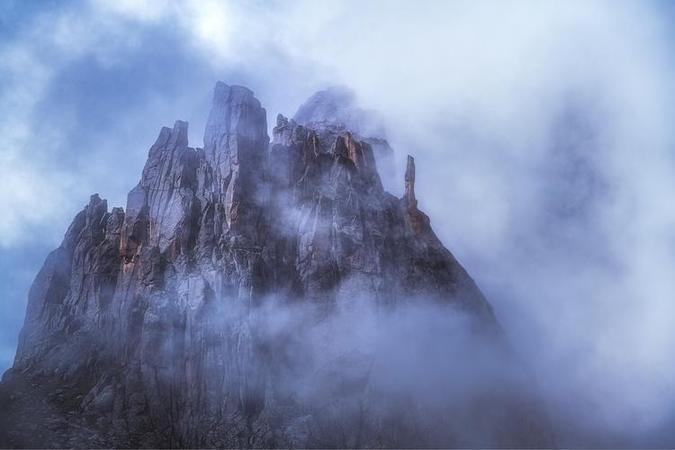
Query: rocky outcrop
293,86,385,136
293,86,396,191
0,83,552,448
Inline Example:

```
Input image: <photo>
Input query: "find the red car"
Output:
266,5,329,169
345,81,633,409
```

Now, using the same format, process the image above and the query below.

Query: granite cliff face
292,86,396,191
0,83,552,448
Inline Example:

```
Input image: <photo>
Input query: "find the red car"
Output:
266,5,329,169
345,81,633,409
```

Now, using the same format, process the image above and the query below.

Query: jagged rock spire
121,120,197,258
293,86,396,191
203,82,269,233
203,82,268,183
404,155,416,208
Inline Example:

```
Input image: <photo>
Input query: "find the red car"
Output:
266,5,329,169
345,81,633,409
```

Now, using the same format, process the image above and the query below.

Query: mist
1,0,675,446
118,286,547,447
259,1,675,444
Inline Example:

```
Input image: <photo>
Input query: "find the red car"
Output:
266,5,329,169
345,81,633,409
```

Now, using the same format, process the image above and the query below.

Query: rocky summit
0,82,553,448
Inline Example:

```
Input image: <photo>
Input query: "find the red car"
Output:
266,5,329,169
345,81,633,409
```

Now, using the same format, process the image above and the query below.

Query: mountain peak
204,81,267,148
0,82,551,449
293,85,385,138
293,86,396,190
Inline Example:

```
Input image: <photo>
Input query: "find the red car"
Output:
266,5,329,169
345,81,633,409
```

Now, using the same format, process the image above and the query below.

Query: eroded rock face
0,83,552,448
293,86,397,192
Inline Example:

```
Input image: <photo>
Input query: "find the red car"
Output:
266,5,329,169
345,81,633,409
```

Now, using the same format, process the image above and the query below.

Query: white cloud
0,1,181,248
1,0,674,442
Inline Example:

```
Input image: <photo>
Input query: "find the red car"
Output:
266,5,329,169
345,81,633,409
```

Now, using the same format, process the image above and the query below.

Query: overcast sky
2,0,675,445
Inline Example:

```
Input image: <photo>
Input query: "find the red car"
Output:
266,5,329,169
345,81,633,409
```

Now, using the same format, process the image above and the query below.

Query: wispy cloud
1,0,674,444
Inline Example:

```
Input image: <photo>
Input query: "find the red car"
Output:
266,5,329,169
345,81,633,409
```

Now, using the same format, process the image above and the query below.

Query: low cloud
1,0,674,445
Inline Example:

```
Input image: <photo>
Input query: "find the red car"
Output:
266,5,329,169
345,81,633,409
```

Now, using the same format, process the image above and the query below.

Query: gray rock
293,86,396,191
0,82,553,448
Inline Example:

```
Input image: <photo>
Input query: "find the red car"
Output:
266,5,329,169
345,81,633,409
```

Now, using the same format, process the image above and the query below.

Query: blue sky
2,0,675,442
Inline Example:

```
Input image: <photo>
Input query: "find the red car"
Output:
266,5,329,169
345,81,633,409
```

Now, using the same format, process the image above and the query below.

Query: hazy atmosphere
2,0,675,446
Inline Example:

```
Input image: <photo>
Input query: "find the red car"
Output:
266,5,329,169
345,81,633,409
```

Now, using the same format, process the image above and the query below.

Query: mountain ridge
0,82,552,448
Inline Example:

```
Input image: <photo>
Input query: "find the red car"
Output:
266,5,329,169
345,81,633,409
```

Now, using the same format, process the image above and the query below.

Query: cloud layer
1,0,674,445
